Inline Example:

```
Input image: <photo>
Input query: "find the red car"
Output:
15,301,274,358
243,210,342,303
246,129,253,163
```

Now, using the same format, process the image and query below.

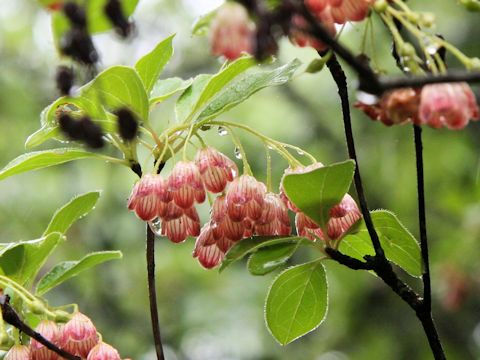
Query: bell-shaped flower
289,13,335,52
327,194,362,239
225,175,266,222
168,161,205,209
5,345,30,360
193,224,232,269
62,312,99,358
86,342,121,360
30,320,64,360
161,206,201,243
255,193,292,236
419,82,479,129
209,2,255,60
295,212,325,241
194,147,238,193
127,173,171,221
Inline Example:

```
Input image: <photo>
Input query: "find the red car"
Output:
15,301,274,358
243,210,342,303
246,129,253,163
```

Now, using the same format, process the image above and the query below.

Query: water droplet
426,44,439,55
217,126,228,136
174,130,182,136
231,168,237,177
148,218,162,236
296,149,305,155
402,66,411,73
356,91,379,105
234,147,242,159
267,144,274,150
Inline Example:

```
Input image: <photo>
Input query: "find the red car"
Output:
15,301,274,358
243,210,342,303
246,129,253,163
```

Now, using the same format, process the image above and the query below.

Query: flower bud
419,82,479,129
30,320,64,360
128,174,170,221
86,342,121,360
194,147,238,193
168,161,205,208
5,345,30,360
209,3,255,60
289,14,335,51
330,0,374,24
62,312,99,358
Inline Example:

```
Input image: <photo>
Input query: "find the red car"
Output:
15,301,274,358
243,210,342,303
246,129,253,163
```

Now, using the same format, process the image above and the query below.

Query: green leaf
0,233,64,286
25,125,60,150
339,210,422,277
81,66,149,122
185,56,256,121
191,9,218,36
265,260,328,345
220,236,311,272
197,59,301,123
149,77,193,106
247,243,297,276
282,160,356,228
43,191,101,236
135,35,175,94
175,74,213,122
0,148,101,181
36,251,122,295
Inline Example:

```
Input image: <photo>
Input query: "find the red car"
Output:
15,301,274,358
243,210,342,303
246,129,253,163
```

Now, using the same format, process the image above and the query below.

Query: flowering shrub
0,0,479,359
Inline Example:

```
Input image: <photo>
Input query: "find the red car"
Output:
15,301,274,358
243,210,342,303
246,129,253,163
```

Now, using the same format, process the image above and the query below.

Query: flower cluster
356,82,479,129
128,149,362,269
4,313,123,360
208,0,374,60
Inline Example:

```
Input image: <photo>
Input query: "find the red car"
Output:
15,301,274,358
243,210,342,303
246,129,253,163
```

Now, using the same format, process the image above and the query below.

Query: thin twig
0,296,80,360
131,164,166,360
325,54,384,258
413,125,432,309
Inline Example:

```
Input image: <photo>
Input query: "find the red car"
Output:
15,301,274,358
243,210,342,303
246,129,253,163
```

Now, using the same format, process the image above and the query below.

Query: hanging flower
5,345,30,360
62,312,99,358
194,147,238,193
86,342,121,360
127,173,170,221
327,194,362,239
289,13,336,51
161,206,201,243
168,161,205,209
255,193,291,236
30,320,64,360
209,2,255,60
419,82,479,129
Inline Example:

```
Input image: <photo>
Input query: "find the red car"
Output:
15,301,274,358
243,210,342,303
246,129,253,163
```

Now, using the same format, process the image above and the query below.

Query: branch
0,296,80,360
325,248,372,270
413,125,432,309
130,163,166,360
325,53,385,258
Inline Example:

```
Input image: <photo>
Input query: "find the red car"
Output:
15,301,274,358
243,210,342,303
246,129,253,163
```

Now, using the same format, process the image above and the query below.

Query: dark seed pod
116,107,138,141
61,28,99,65
63,2,87,29
55,65,75,96
80,116,105,149
104,0,132,38
58,113,84,140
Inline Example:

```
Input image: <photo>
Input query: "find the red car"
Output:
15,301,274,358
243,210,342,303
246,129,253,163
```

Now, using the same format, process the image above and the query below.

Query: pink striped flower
211,196,246,241
193,224,232,269
168,161,205,209
419,82,479,129
194,147,238,193
127,173,171,221
5,345,30,360
161,206,201,243
327,194,362,239
225,175,266,222
295,212,325,241
255,193,291,236
62,312,99,358
30,320,64,360
86,342,121,360
209,2,255,60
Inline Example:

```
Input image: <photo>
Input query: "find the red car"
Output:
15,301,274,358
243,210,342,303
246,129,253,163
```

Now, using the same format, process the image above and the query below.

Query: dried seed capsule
115,107,138,141
63,2,87,29
104,0,133,38
55,65,75,96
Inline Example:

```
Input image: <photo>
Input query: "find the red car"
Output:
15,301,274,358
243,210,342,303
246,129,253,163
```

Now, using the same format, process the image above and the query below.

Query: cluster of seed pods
128,148,362,269
356,82,479,129
4,313,123,360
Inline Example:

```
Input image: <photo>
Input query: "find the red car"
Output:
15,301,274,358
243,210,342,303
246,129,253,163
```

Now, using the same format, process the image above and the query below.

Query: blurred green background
0,1,479,359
